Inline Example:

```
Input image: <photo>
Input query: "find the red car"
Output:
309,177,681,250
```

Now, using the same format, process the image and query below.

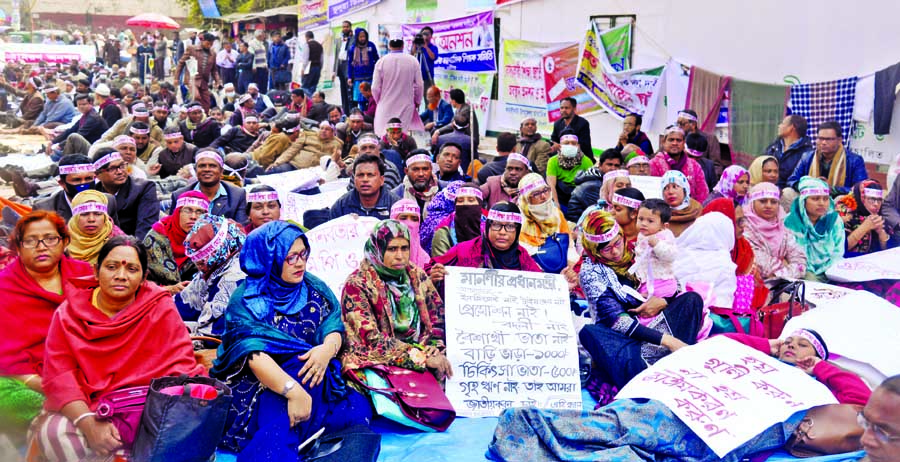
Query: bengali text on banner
402,11,496,73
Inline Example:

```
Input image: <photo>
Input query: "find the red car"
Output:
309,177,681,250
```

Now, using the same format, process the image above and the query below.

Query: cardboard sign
825,248,900,282
304,215,378,298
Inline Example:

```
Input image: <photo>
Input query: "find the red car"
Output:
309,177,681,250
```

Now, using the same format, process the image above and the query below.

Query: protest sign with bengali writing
616,336,838,458
298,0,329,31
402,11,496,73
542,43,600,123
305,215,378,298
328,0,380,20
278,187,347,226
434,69,493,138
444,266,582,417
825,247,900,282
256,167,322,192
1,43,96,64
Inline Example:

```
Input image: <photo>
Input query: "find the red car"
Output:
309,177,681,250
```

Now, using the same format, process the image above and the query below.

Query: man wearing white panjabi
371,34,425,136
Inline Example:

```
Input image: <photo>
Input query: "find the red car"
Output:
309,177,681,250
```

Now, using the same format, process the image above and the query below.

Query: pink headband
518,178,548,198
247,191,279,203
72,201,108,216
386,122,403,129
604,169,629,183
196,151,224,166
164,132,184,140
176,196,210,211
666,126,686,136
612,193,642,209
406,154,432,167
801,187,830,198
188,221,229,263
790,330,827,359
677,111,698,122
348,113,364,121
357,136,379,147
319,121,333,130
59,163,96,175
457,187,483,200
391,202,420,217
188,105,204,113
243,116,258,124
487,209,523,224
749,189,780,202
114,135,135,147
626,155,649,167
584,222,620,243
685,148,703,157
863,188,884,199
93,152,123,170
507,153,530,168
560,134,579,143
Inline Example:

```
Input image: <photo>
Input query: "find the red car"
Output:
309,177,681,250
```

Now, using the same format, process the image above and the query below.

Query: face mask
65,181,93,197
560,145,579,158
225,91,235,98
530,198,556,219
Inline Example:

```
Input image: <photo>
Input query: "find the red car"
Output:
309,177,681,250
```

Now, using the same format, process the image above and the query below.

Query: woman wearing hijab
391,199,429,268
421,180,464,254
517,173,576,272
785,177,846,281
704,165,750,207
546,134,593,207
65,190,125,265
836,180,892,256
743,183,806,282
748,155,779,186
347,28,379,109
174,214,247,338
244,185,282,234
660,170,702,237
212,222,370,459
577,210,705,391
143,190,209,290
430,184,484,258
341,220,452,380
598,169,631,209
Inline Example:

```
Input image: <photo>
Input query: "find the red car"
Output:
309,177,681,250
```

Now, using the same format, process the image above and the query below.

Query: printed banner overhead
434,69,493,138
542,43,600,122
298,0,329,31
576,21,666,126
402,11,496,73
328,0,381,21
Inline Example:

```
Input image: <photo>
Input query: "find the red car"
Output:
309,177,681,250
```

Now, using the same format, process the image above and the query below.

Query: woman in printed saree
212,221,370,461
487,328,870,462
0,211,92,442
429,183,483,258
142,190,210,290
65,190,125,266
341,220,452,380
32,236,203,461
785,176,845,281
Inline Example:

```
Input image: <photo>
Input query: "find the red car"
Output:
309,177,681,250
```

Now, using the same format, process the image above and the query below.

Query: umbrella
125,13,180,30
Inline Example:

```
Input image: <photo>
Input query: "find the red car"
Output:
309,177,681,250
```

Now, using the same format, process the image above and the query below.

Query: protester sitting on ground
433,113,475,174
391,200,430,268
860,375,900,461
150,102,173,130
429,184,484,258
0,212,93,440
517,173,576,272
515,117,552,177
546,133,594,207
880,168,900,239
615,112,654,156
65,191,125,266
421,181,465,254
33,155,118,224
91,148,160,239
392,150,446,218
94,84,122,128
157,126,198,179
174,214,247,339
480,153,529,208
211,221,370,458
342,133,403,188
34,236,204,461
661,170,703,237
420,86,453,133
488,328,870,461
179,102,222,149
435,142,470,182
787,121,868,195
112,134,148,180
210,111,261,154
244,186,281,234
650,126,710,203
229,94,256,128
785,177,846,281
246,118,298,173
742,183,807,283
577,209,705,390
0,75,43,129
765,114,815,189
96,102,163,146
684,132,717,191
129,121,163,168
677,109,726,177
341,219,452,380
749,155,780,187
434,88,479,150
329,153,401,220
307,92,330,122
610,187,644,250
144,191,208,291
48,94,108,158
337,111,372,159
836,180,893,257
168,149,249,224
379,118,418,160
704,165,750,207
31,85,77,131
358,82,376,123
623,147,650,176
477,132,518,184
259,120,342,174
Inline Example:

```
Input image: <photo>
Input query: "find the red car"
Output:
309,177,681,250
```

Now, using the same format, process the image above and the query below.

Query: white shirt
216,49,238,68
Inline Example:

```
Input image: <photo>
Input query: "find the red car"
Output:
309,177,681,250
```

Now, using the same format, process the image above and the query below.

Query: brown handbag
757,280,813,339
784,404,864,457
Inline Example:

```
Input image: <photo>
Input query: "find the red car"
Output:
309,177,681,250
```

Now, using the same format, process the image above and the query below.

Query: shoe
8,166,38,198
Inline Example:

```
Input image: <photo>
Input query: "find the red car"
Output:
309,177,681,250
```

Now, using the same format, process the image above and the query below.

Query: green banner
597,22,631,72
406,0,437,22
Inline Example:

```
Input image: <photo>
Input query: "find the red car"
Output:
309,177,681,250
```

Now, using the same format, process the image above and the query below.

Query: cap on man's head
94,84,111,97
248,83,259,90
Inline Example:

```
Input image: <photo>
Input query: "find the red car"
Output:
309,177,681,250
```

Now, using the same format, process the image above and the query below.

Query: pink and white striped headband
801,187,830,198
196,151,224,166
129,126,150,135
790,330,827,359
487,209,523,224
164,131,184,140
604,169,629,182
176,196,210,211
507,153,530,168
72,201,108,216
626,155,649,167
863,188,884,199
188,105,204,113
93,152,123,170
584,222,620,243
188,221,229,263
612,193,642,209
357,136,379,147
406,154,431,167
677,111,698,122
114,135,135,147
59,163,96,175
391,202,420,217
518,179,548,198
457,187,483,200
749,189,780,202
386,123,403,129
247,191,279,203
560,134,578,143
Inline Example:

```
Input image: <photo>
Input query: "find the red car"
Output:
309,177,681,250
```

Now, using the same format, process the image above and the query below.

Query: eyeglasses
599,236,623,256
858,412,900,444
285,248,311,265
489,222,517,232
20,236,62,249
101,163,126,172
530,188,552,202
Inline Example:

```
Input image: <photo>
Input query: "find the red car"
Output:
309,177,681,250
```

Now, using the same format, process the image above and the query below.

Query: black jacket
157,143,197,179
92,177,160,239
764,136,815,189
476,156,508,185
34,190,120,225
551,114,593,161
180,118,222,149
168,181,248,225
210,126,258,154
565,169,603,222
53,110,109,145
100,103,122,128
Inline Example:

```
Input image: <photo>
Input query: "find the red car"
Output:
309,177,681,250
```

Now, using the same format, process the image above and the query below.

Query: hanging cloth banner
402,11,496,73
298,0,329,31
328,0,381,21
542,42,600,123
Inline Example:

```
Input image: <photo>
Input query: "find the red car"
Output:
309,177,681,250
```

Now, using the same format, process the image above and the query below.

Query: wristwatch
281,380,298,397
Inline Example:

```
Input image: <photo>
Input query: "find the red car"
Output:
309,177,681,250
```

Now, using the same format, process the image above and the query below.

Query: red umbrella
126,13,180,30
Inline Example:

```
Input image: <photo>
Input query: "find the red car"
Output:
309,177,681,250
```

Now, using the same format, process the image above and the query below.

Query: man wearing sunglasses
91,147,160,239
860,375,900,462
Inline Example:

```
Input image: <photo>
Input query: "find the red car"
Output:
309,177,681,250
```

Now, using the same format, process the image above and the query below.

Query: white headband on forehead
391,202,420,217
195,151,224,166
247,191,279,203
187,221,229,263
176,196,210,211
405,154,431,167
863,188,884,199
800,187,830,198
612,193,642,209
665,125,686,136
93,152,123,170
59,163,96,175
507,153,530,168
790,330,827,359
386,122,403,129
749,189,780,202
243,116,259,124
114,135,135,147
487,209,523,224
518,178,548,198
584,221,620,243
560,134,579,143
357,135,379,147
677,111,698,122
604,169,629,182
457,187,483,200
72,201,108,216
164,131,184,140
626,155,650,167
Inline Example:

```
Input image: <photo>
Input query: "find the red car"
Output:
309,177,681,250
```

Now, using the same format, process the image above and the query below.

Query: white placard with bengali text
616,336,838,458
256,167,322,192
825,248,900,282
280,188,347,226
444,266,582,417
305,215,378,298
629,175,662,199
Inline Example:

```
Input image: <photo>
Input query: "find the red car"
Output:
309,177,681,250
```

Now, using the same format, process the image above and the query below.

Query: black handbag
274,68,292,84
132,375,232,462
532,232,569,273
299,424,381,462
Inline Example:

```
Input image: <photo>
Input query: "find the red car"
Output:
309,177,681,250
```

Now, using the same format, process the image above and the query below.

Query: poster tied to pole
616,336,838,458
576,21,665,126
434,70,493,138
402,11,496,73
443,267,582,417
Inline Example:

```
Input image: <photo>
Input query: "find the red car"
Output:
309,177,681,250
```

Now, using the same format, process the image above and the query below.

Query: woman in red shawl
0,211,92,440
142,190,210,293
702,198,768,314
31,236,204,461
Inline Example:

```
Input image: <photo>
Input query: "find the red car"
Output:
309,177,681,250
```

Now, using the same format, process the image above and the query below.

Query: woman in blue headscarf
212,221,371,461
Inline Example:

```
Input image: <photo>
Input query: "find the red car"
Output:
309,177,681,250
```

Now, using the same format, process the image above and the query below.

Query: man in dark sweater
301,31,324,98
157,126,197,178
34,154,119,224
91,147,160,239
210,111,261,153
179,102,222,149
551,96,593,161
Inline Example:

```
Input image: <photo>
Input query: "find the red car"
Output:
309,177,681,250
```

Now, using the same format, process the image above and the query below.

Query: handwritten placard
825,247,900,282
256,167,323,192
305,215,378,297
616,336,838,458
280,188,347,227
629,175,662,199
443,266,582,417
